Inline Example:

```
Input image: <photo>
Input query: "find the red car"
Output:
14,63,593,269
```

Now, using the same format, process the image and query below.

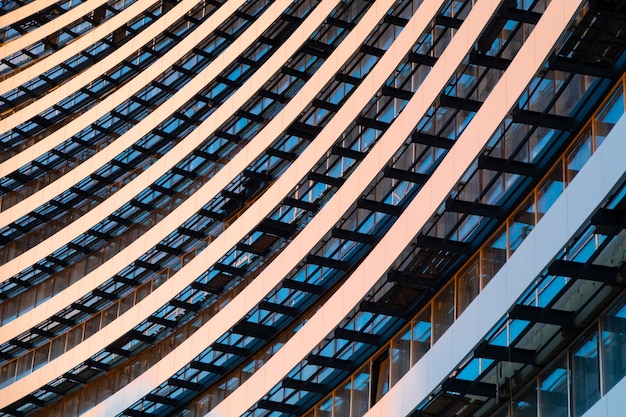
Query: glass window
566,128,593,183
594,85,624,147
316,395,332,417
63,396,79,417
433,281,455,343
351,364,370,417
457,257,480,315
391,325,411,386
601,299,626,392
411,306,431,365
0,360,16,389
491,406,510,417
1,298,17,324
481,225,507,287
78,385,96,414
16,351,33,380
33,344,49,371
508,197,535,255
194,394,210,416
333,382,351,417
572,330,600,417
371,351,390,406
528,127,555,163
536,162,564,221
539,354,568,417
513,384,537,417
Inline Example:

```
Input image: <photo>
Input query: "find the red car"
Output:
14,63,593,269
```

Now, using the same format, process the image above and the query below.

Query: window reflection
433,281,455,343
481,225,507,287
539,355,568,417
509,197,535,255
513,385,537,417
536,162,564,221
457,257,480,315
566,128,592,182
601,299,626,392
594,85,624,147
316,396,332,417
572,330,600,417
333,382,351,417
412,306,431,365
391,326,411,386
371,351,391,406
351,365,370,417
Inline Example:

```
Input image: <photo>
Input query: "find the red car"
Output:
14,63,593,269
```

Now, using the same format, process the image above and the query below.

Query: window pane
411,306,431,365
594,85,624,147
536,162,564,221
333,382,351,417
481,225,507,287
508,197,535,255
572,330,600,417
457,257,480,315
602,298,626,392
372,352,390,406
539,354,568,417
433,281,455,343
566,128,593,183
513,384,537,417
316,395,332,417
351,364,370,417
391,325,411,386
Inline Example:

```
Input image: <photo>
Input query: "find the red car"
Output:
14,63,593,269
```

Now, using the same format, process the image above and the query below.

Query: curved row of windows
0,0,228,194
0,0,280,300
239,2,626,415
0,0,372,362
0,0,424,412
0,0,226,161
130,0,565,415
0,0,112,52
0,0,336,370
2,0,625,416
114,1,480,414
0,0,434,412
298,75,626,417
0,0,371,382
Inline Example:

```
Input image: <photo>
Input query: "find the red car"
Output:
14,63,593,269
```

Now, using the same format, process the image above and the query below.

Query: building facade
0,0,625,416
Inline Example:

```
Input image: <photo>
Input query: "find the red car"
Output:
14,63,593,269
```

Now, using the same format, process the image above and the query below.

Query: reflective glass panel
391,325,411,386
594,85,624,147
433,281,454,343
539,354,568,417
602,299,626,392
351,364,370,417
572,330,600,417
457,257,480,315
513,384,537,417
333,382,351,417
411,306,431,365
